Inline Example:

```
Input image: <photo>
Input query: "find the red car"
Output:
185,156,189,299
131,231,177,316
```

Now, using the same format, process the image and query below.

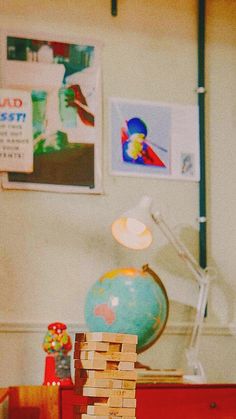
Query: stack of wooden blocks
73,332,138,419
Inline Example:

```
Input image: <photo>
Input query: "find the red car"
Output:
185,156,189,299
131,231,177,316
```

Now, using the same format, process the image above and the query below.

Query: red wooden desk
60,383,236,418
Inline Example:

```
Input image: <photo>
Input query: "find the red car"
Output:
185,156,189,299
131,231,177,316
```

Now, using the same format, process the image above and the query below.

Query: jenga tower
73,332,138,418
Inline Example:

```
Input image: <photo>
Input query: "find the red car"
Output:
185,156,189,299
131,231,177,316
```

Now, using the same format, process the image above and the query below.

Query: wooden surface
4,383,236,418
0,388,9,403
60,384,236,419
136,383,236,419
9,385,59,419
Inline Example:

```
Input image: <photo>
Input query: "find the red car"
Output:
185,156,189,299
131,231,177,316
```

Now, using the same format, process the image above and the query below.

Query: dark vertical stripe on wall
198,0,207,270
111,0,117,16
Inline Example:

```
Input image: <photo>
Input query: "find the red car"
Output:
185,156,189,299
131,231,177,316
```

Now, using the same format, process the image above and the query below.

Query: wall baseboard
0,322,235,336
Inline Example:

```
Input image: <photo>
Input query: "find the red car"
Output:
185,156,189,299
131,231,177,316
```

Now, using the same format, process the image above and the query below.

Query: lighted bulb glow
126,217,146,235
111,216,152,250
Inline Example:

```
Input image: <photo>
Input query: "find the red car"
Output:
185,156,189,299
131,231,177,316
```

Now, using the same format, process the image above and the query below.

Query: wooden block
81,416,111,419
78,409,121,418
82,416,104,419
107,396,123,407
81,417,136,419
121,343,137,353
137,368,183,377
75,332,138,345
74,359,107,370
75,343,136,359
103,361,135,371
75,350,89,360
81,387,136,398
75,359,135,372
137,376,184,384
81,416,136,419
136,368,184,384
122,398,137,408
107,343,122,352
105,361,119,371
85,369,137,381
74,341,110,352
74,349,84,359
122,380,136,390
81,416,125,419
117,361,135,371
85,351,137,363
75,377,123,389
74,368,87,379
75,332,86,342
81,416,104,419
87,404,136,416
109,380,123,389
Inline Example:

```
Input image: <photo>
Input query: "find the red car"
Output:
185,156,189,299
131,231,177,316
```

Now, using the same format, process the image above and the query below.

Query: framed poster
109,97,200,181
0,30,102,193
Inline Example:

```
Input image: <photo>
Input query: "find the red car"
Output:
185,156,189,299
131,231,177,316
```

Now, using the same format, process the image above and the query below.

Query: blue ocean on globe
84,265,169,352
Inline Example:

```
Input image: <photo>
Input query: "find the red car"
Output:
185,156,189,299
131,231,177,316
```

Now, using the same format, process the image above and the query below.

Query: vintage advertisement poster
0,31,102,193
0,88,33,172
110,97,200,181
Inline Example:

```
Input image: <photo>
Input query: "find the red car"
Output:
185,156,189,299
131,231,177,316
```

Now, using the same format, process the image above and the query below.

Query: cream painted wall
0,0,235,386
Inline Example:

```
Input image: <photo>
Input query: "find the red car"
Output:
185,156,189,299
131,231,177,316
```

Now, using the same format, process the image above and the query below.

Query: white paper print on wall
0,89,33,173
110,97,200,181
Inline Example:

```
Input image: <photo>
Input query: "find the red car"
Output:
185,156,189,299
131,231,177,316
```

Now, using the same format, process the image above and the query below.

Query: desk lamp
112,195,214,383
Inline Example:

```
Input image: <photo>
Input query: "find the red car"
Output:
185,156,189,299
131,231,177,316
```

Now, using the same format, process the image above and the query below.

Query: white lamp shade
111,196,153,250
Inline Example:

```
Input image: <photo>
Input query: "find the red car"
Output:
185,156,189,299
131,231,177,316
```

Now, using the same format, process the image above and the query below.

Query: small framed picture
109,97,200,182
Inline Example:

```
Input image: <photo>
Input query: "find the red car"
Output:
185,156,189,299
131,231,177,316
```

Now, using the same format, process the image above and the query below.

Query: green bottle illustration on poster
31,90,47,137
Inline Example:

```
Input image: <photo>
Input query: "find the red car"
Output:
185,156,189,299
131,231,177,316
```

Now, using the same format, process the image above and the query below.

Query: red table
60,383,236,418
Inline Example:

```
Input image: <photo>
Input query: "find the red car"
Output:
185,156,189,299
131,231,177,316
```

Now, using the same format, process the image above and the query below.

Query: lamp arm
152,212,207,285
151,211,212,379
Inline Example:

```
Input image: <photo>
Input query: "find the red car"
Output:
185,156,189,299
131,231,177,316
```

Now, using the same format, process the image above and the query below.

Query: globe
84,264,169,352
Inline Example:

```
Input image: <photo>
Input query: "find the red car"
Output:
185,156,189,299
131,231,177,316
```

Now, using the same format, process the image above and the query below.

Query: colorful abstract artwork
110,97,199,181
121,117,166,168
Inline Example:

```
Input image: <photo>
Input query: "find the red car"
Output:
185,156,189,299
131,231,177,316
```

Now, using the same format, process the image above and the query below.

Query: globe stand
135,361,152,370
